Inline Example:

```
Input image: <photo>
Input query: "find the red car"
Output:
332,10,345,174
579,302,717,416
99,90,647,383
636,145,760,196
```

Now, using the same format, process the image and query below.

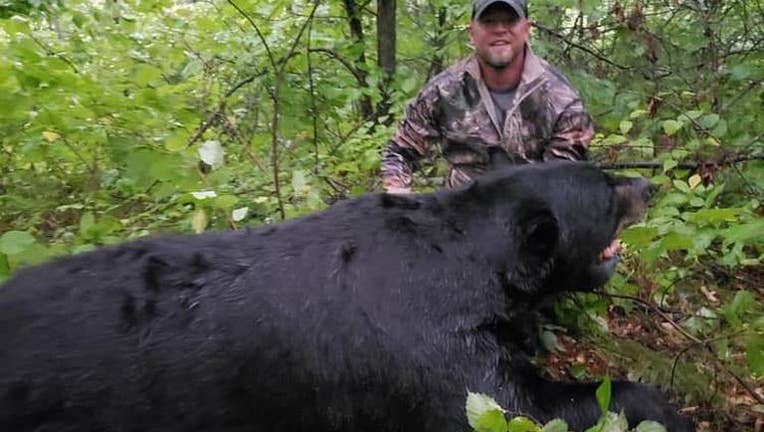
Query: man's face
469,3,530,69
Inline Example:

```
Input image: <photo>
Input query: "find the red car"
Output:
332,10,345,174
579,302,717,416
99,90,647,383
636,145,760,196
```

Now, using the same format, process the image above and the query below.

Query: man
381,0,595,193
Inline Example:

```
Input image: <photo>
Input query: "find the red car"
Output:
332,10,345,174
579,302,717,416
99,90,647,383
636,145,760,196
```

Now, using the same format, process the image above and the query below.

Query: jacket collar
464,44,548,134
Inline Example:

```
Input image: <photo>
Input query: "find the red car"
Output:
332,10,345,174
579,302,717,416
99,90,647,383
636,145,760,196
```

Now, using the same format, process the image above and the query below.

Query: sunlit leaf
662,159,677,172
506,416,539,432
42,131,60,142
619,120,632,135
466,392,506,430
0,231,36,255
662,120,682,136
595,377,612,415
477,410,509,432
292,169,308,194
232,207,249,222
199,140,224,168
688,174,702,189
541,419,569,432
191,209,208,234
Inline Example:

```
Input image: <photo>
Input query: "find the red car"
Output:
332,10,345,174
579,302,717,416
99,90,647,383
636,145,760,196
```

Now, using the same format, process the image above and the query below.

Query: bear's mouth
597,239,621,263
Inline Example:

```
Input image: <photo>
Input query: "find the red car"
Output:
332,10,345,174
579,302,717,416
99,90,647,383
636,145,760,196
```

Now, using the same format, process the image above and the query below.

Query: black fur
0,161,692,431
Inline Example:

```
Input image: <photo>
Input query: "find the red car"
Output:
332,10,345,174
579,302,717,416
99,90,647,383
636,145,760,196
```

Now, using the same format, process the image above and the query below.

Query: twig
226,0,277,73
533,23,630,70
598,292,764,404
28,33,79,74
308,48,368,86
598,153,764,170
185,72,266,149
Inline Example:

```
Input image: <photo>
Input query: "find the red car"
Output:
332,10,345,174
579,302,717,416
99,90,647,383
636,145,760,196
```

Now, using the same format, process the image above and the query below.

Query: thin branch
277,1,321,72
308,48,368,89
28,33,79,74
598,153,764,170
60,137,94,172
533,23,630,70
598,292,764,404
226,0,277,72
722,78,764,113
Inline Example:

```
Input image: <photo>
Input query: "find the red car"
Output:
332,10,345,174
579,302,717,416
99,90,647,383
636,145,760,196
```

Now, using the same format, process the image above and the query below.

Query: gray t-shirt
489,87,517,126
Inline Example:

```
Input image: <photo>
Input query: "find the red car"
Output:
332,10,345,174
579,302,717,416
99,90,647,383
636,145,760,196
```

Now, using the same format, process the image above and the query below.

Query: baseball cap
472,0,527,20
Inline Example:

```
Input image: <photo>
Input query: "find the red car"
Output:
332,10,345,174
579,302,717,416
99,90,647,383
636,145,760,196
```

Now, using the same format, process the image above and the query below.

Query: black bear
0,161,692,431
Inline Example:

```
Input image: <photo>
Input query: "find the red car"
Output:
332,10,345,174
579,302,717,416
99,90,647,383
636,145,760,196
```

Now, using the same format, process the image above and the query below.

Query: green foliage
466,383,670,432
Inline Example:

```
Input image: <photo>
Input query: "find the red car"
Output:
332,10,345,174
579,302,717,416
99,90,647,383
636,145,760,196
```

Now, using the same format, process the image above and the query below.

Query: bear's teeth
598,239,621,262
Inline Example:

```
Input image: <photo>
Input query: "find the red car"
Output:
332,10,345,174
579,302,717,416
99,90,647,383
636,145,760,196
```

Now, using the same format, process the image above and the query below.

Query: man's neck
478,46,526,91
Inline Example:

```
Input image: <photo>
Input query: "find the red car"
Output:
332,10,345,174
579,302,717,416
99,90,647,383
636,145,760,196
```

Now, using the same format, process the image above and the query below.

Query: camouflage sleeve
543,98,594,162
381,85,441,191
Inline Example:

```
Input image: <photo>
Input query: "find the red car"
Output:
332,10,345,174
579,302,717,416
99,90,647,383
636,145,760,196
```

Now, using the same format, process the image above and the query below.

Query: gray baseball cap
472,0,527,20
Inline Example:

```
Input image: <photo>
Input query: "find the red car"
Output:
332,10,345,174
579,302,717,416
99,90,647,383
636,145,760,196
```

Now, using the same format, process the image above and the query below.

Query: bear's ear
503,203,560,294
518,204,559,264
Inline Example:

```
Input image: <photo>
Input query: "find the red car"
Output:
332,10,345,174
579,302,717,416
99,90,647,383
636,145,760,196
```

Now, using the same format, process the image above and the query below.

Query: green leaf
660,232,695,252
191,191,217,200
635,421,668,432
699,113,719,129
232,207,249,222
620,226,658,249
619,120,633,135
0,231,36,256
213,195,239,210
466,392,506,430
595,377,612,415
602,411,629,432
541,419,569,432
79,212,96,237
662,120,682,136
672,180,690,193
731,291,754,315
722,220,764,243
687,174,702,189
292,169,308,195
477,410,509,432
684,208,739,224
199,140,224,168
746,333,764,378
662,159,677,172
506,416,539,432
191,209,208,233
134,64,164,86
629,109,647,119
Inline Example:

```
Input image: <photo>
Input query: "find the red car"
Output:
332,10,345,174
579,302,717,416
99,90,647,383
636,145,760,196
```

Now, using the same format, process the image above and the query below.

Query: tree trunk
343,0,374,120
376,0,396,124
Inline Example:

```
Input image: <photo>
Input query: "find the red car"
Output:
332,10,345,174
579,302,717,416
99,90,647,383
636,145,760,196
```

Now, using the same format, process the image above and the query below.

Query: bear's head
455,161,654,296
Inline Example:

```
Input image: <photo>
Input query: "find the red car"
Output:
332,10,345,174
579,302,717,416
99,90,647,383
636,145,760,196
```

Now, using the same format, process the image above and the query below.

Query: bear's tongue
598,239,621,263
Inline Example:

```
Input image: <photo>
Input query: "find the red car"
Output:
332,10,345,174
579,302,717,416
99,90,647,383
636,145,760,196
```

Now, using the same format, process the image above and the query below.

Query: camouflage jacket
381,47,594,189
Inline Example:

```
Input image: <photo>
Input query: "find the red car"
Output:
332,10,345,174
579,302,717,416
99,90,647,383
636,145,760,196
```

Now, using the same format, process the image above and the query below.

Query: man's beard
480,45,516,69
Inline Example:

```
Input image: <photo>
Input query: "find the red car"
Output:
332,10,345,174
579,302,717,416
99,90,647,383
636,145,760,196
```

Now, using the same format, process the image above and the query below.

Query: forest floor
540,267,763,432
